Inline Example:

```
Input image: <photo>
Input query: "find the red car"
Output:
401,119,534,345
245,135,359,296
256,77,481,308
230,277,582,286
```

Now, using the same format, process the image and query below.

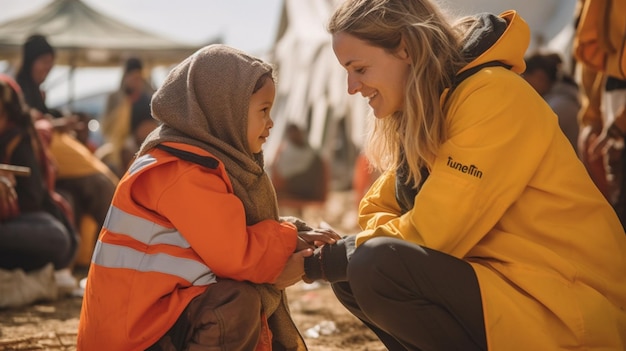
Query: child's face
247,78,275,153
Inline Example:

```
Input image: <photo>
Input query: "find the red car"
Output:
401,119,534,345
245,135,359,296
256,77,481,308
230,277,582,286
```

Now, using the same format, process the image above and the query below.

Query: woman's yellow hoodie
357,11,626,350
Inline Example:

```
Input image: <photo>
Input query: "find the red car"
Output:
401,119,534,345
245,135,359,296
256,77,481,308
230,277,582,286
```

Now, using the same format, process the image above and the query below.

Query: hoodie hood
139,44,279,226
459,10,530,75
146,44,273,158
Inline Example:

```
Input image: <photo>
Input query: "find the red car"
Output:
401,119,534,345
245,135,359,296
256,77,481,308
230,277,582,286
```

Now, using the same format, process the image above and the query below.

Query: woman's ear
397,37,411,64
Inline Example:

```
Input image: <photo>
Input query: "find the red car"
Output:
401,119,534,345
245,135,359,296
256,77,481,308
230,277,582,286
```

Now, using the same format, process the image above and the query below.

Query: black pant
0,211,77,271
331,237,487,351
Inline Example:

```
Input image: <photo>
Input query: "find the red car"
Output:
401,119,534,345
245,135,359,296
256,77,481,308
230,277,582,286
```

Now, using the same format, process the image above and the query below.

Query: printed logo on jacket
446,156,483,179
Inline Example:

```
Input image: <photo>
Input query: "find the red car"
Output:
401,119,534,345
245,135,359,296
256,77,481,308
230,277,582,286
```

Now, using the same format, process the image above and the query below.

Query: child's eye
354,67,366,74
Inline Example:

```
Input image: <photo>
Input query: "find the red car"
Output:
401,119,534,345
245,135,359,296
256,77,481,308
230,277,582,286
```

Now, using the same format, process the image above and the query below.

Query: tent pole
68,65,75,112
68,50,76,112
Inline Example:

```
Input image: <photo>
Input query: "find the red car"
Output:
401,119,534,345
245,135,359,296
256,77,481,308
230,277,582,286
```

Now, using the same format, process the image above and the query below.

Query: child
77,44,338,351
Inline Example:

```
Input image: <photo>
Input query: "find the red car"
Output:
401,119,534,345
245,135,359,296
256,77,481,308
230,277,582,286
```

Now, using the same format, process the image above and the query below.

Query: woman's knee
348,236,426,282
346,237,433,310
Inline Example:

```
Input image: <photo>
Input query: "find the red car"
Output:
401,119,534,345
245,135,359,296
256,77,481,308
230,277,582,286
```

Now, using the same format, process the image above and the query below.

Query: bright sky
0,0,284,107
0,0,284,54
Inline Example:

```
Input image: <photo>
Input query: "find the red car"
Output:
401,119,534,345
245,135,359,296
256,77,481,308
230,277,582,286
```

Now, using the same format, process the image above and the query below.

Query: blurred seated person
96,57,155,177
95,115,159,177
71,111,98,153
15,34,118,264
0,74,79,304
523,52,581,153
271,123,327,205
120,117,159,168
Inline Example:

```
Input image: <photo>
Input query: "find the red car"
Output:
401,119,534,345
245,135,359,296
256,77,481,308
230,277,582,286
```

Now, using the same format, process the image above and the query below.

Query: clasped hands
274,225,342,289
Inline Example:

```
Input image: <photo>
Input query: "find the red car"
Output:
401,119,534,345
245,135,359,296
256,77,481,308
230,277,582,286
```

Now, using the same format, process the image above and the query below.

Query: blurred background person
14,34,118,268
96,57,156,178
270,123,328,216
574,0,626,222
72,111,98,153
523,52,581,153
0,74,79,306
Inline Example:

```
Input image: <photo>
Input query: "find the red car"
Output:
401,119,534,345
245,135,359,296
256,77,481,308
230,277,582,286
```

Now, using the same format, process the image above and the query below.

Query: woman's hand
273,248,313,290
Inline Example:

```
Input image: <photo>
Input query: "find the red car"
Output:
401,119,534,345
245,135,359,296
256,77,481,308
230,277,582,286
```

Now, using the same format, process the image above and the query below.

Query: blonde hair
328,0,469,187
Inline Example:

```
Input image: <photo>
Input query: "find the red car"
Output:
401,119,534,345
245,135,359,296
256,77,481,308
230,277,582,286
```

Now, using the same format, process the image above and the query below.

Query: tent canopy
0,0,220,67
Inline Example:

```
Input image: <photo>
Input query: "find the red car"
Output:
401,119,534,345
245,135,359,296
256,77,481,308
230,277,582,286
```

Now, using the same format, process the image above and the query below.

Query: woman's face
31,53,54,86
332,32,411,119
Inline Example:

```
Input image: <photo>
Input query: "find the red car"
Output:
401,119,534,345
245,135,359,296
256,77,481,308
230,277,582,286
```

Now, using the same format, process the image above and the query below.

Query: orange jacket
77,142,297,350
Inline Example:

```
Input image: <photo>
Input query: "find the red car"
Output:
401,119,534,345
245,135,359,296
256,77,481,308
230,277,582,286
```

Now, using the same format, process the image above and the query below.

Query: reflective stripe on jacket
77,142,297,350
92,205,217,286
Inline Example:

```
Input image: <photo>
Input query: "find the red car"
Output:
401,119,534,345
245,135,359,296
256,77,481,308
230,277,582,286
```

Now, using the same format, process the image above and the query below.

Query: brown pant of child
147,279,262,351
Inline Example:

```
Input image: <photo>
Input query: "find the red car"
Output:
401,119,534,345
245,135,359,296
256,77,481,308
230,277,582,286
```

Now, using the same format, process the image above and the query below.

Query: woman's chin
372,110,393,119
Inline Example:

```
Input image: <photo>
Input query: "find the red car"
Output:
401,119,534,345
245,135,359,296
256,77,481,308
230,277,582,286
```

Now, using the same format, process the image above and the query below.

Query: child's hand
296,228,341,251
274,249,313,290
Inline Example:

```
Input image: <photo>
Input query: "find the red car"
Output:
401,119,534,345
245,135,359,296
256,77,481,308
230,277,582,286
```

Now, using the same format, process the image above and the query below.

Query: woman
304,0,626,350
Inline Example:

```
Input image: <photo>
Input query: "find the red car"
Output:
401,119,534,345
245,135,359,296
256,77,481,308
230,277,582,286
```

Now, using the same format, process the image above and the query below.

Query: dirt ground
0,192,386,351
0,281,385,351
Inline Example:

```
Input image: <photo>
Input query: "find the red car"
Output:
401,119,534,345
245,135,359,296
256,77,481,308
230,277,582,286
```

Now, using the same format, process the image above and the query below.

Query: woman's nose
347,75,361,95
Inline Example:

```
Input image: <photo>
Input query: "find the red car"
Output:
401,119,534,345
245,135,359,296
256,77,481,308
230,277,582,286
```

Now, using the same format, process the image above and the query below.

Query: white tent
265,0,369,187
